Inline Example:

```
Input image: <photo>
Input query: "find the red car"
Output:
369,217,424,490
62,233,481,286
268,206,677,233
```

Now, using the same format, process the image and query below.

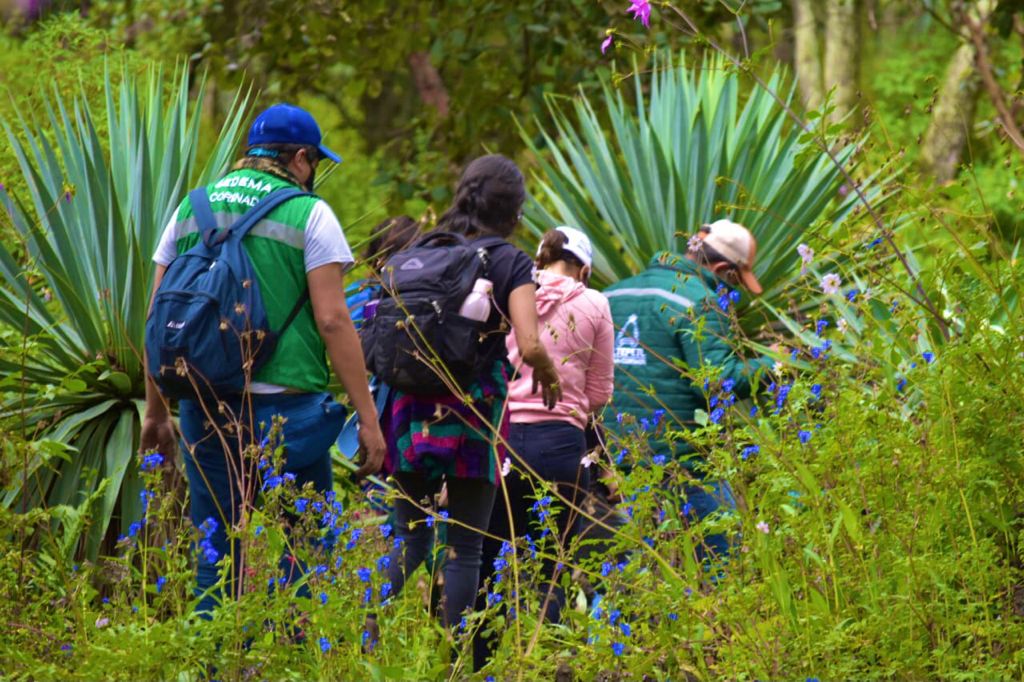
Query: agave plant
521,52,882,331
0,66,249,561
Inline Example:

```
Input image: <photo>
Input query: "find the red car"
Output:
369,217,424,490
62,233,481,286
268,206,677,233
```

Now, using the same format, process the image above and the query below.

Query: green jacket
603,251,770,459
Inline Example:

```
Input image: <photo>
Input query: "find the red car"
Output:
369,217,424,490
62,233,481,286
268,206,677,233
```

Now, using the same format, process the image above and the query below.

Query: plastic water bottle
458,278,493,321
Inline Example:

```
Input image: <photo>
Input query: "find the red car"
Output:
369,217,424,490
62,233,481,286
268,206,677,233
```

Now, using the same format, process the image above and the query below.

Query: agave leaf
521,51,886,337
0,62,250,558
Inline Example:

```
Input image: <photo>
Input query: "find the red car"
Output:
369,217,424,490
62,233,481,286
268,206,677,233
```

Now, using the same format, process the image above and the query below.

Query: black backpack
360,231,506,395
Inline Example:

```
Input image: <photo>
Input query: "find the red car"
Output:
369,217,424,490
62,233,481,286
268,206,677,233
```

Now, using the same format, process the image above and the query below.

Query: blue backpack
145,186,313,400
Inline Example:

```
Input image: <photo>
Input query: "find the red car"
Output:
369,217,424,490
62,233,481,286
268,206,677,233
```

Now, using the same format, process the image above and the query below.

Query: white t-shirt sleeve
152,207,180,266
304,200,354,272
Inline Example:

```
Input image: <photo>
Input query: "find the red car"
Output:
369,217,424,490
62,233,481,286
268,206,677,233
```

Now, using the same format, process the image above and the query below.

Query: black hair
364,216,421,265
436,154,526,238
536,229,585,270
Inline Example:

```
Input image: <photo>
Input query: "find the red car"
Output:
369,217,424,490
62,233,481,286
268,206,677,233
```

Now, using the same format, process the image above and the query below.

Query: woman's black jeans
474,421,589,669
386,472,496,629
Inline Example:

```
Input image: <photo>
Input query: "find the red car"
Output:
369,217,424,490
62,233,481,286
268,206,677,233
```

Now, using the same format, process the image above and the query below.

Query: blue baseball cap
247,103,341,163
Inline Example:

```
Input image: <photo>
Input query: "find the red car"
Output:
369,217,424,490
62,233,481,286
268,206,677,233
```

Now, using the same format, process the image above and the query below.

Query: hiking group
141,103,772,663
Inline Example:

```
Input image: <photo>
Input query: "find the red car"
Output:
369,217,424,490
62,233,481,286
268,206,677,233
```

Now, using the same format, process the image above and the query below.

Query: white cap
538,225,593,268
700,219,762,294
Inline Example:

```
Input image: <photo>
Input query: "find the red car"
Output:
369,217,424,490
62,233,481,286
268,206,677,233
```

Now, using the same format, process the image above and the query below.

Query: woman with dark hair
381,154,562,636
474,226,614,667
345,216,421,330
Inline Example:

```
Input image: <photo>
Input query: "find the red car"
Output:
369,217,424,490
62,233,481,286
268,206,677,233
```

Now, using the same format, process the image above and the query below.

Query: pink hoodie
506,270,615,429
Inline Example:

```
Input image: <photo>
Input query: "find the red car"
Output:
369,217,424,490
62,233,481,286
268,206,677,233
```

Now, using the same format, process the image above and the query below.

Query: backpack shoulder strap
470,235,509,278
197,187,315,248
189,188,218,234
229,187,315,242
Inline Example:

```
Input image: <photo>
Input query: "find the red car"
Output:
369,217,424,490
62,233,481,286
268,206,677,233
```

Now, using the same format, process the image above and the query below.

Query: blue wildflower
319,636,331,653
139,490,154,515
283,472,296,483
262,475,283,491
611,641,625,656
155,576,167,593
127,521,142,538
816,319,828,335
609,608,621,625
709,408,725,424
363,587,372,604
439,510,449,520
798,430,812,444
380,581,392,599
319,592,328,605
897,377,907,392
776,384,792,409
652,408,666,424
923,351,935,364
741,445,760,460
601,561,613,577
722,378,735,393
199,517,217,537
255,525,264,536
199,538,218,565
356,567,372,583
750,405,758,417
140,453,163,472
380,523,392,538
487,592,503,606
867,237,883,248
620,622,632,637
729,289,741,304
425,516,435,528
668,612,678,621
295,498,309,514
376,555,391,572
810,384,822,398
652,454,666,466
639,417,650,431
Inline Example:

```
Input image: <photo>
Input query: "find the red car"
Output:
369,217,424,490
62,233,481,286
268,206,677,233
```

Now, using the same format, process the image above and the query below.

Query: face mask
305,158,317,192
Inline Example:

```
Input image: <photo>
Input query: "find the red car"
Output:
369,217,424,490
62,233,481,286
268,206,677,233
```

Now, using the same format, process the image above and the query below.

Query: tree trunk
919,0,999,182
823,0,861,125
919,42,982,183
408,51,450,119
792,0,823,110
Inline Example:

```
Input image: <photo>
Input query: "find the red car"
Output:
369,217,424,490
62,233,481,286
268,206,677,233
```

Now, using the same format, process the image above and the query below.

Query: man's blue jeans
681,477,736,565
179,392,345,614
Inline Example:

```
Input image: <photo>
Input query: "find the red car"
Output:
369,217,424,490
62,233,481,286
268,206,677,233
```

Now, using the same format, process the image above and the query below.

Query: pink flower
756,521,770,534
628,0,651,28
820,273,841,295
601,34,614,54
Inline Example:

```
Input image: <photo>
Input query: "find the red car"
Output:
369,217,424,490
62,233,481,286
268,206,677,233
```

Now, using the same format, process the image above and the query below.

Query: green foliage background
2,1,1024,680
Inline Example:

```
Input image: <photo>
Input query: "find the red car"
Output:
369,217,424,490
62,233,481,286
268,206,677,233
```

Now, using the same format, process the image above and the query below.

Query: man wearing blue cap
142,103,386,613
